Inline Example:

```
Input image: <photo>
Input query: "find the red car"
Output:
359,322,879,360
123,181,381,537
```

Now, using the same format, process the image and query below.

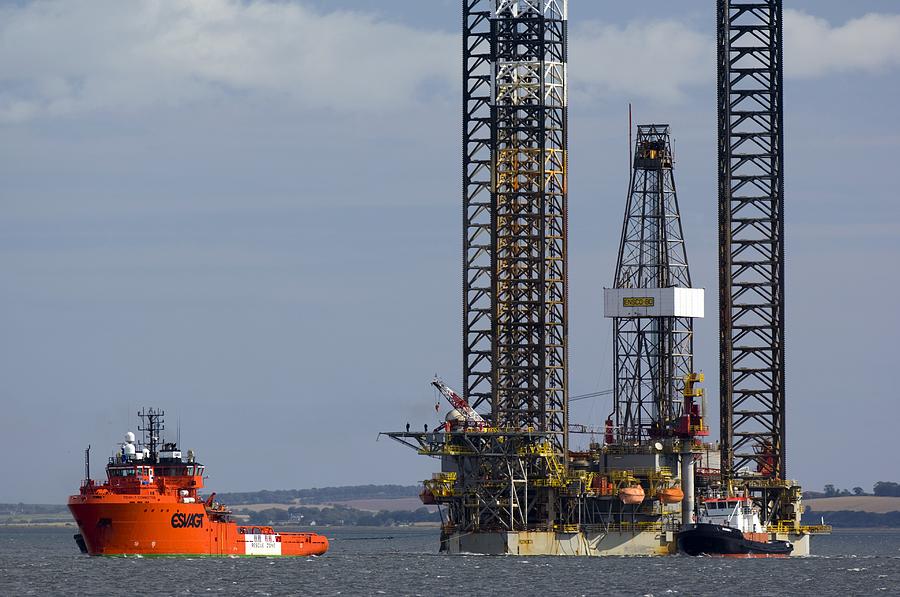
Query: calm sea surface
1,526,898,596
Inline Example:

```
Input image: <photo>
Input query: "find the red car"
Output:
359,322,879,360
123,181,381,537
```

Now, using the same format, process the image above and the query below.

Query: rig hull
69,497,327,557
445,530,675,556
442,529,810,557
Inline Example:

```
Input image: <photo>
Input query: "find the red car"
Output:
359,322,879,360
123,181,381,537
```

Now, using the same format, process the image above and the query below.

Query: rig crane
432,377,485,428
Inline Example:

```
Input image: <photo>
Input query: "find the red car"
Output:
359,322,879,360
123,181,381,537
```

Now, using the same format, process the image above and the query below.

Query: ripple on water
0,527,898,596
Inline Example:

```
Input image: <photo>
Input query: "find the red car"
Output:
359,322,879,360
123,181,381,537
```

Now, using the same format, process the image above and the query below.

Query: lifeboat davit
619,485,645,505
658,487,685,504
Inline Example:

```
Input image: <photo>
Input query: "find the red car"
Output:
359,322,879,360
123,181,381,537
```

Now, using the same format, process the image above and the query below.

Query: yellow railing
768,522,832,535
423,472,459,499
580,521,667,533
744,478,800,489
518,441,567,487
800,525,832,535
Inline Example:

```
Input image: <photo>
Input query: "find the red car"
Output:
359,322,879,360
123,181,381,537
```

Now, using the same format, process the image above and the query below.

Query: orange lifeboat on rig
657,487,685,504
619,484,645,505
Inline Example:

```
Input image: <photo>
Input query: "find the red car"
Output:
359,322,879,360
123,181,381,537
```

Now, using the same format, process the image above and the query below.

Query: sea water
0,526,898,595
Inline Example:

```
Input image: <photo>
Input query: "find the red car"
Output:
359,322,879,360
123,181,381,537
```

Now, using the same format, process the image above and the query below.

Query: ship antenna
84,444,91,483
138,407,166,462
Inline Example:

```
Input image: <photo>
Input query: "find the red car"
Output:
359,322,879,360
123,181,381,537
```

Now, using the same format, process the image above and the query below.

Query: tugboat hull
678,523,792,557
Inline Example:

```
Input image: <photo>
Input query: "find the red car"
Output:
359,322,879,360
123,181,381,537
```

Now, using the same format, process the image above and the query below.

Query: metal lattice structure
464,0,569,452
463,0,495,415
612,125,694,443
717,0,785,482
491,0,569,455
389,0,573,534
382,0,821,550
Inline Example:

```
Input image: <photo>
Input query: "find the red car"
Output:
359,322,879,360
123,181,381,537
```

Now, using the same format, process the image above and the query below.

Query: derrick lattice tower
608,125,698,444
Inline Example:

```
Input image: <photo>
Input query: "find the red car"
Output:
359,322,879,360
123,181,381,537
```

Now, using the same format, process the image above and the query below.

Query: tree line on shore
804,481,900,499
214,484,420,505
236,504,440,527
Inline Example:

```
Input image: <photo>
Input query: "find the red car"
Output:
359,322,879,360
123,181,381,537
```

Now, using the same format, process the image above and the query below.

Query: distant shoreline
3,521,899,531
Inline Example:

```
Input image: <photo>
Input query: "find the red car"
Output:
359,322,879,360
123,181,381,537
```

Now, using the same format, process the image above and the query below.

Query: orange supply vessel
68,408,328,557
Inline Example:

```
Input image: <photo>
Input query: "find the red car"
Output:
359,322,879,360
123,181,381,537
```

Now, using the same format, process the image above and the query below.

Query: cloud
569,20,712,103
0,0,458,122
784,9,900,78
569,10,900,102
1,2,899,122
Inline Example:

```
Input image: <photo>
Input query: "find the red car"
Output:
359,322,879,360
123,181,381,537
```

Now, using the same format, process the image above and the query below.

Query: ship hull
677,523,792,557
69,498,327,557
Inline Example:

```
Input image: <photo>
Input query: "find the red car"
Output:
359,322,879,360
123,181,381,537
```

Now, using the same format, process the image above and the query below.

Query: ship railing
769,522,832,535
577,521,675,534
608,467,673,480
799,524,832,535
744,478,801,489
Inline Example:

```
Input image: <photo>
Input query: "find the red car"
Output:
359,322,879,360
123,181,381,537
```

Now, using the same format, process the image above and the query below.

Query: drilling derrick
603,125,707,528
607,125,701,445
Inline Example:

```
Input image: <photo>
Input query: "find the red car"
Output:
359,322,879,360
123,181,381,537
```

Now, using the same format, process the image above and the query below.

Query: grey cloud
5,2,898,123
785,10,900,77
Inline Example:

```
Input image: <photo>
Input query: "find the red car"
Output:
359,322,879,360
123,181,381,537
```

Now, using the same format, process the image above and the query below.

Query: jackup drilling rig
382,0,828,556
387,1,690,556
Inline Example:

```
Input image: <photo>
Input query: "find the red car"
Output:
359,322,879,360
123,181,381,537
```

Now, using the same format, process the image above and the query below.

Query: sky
1,0,898,503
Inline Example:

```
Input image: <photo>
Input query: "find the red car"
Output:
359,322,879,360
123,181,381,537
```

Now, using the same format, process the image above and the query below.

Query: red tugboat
68,408,328,557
